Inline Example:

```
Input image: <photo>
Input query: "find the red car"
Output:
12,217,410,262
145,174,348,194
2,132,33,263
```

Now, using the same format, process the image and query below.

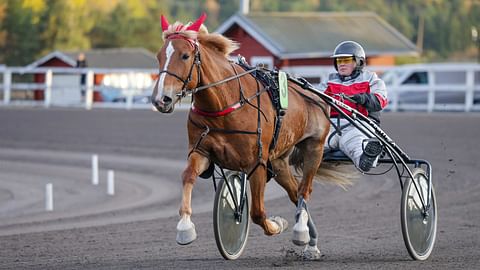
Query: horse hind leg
293,197,322,260
271,156,320,259
292,199,310,246
271,157,298,205
176,152,210,245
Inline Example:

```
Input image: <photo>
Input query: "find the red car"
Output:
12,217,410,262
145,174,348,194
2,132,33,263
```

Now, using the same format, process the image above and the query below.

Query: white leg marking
157,42,175,101
176,215,194,231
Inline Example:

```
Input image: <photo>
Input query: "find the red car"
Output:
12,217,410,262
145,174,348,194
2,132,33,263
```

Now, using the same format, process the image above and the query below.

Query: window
404,72,428,84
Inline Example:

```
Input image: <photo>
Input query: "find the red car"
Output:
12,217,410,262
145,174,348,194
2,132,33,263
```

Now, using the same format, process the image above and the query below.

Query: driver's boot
359,139,383,172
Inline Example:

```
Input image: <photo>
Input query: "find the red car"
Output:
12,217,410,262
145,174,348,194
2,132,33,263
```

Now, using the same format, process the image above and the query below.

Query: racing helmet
331,41,366,72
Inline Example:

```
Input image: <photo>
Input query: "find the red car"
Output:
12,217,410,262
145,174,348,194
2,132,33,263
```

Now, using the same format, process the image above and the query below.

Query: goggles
335,57,355,65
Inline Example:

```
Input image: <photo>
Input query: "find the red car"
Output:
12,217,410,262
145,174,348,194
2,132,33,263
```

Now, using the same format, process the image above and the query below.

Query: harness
158,44,277,179
237,58,286,152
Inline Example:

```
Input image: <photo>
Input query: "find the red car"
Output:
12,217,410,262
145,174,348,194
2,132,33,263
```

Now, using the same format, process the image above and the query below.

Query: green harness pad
278,71,288,109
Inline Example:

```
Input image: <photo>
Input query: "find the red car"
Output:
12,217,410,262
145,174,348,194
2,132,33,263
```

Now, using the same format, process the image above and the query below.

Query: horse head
151,13,207,113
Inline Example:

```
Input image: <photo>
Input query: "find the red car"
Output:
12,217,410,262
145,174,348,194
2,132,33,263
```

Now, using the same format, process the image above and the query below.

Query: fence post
390,72,399,112
125,72,134,110
465,70,474,112
427,69,435,113
3,69,11,105
85,70,94,110
44,69,52,108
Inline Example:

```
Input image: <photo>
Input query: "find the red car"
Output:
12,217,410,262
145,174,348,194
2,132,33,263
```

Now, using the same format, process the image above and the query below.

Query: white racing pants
323,118,377,168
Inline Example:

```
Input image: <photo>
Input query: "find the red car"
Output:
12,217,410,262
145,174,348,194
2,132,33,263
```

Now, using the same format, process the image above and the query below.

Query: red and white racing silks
320,70,388,123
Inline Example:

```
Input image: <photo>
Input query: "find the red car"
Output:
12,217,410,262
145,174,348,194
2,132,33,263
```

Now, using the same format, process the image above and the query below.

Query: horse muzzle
152,95,174,113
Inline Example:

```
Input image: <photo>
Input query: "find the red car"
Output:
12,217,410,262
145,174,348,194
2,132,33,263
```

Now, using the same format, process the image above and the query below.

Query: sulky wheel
401,168,437,260
213,170,250,260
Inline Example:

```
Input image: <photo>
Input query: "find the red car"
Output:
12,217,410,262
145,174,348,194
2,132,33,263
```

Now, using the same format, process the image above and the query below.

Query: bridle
157,38,259,101
157,40,203,99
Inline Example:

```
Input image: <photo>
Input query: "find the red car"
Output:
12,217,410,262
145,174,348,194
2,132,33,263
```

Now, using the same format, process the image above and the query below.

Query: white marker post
45,183,53,211
107,170,115,196
92,154,99,185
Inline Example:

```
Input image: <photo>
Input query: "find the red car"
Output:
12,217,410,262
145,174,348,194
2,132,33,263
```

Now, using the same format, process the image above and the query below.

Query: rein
189,68,259,95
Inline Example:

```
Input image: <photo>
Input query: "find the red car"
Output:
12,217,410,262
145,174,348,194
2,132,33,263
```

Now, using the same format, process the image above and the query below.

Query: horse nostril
162,96,172,105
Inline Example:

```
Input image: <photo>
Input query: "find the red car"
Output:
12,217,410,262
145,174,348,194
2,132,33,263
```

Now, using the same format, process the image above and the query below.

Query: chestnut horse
152,14,349,259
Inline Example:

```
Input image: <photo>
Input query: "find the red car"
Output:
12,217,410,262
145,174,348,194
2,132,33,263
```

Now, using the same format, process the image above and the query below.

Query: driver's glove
350,94,367,105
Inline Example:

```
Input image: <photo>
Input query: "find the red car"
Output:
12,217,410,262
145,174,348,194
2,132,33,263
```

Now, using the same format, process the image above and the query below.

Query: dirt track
0,107,479,269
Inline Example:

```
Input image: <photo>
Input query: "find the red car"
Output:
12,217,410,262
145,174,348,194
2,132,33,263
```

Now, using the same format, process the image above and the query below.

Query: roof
216,12,418,59
26,48,157,69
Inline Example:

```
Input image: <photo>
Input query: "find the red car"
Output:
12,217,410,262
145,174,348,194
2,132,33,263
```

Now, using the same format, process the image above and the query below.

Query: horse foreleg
249,165,288,236
177,152,210,245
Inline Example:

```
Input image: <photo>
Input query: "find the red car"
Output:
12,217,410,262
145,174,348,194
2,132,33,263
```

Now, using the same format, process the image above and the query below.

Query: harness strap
191,103,242,117
190,68,269,118
246,159,268,179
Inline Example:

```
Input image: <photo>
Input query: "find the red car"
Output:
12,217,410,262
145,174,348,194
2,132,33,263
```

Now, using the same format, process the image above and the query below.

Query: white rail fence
0,67,158,110
1,64,480,112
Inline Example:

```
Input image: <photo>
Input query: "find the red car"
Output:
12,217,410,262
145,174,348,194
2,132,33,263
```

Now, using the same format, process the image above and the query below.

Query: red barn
216,12,418,83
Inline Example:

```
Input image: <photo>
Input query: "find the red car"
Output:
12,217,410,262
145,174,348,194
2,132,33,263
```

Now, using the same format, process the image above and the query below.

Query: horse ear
186,12,207,32
161,15,170,32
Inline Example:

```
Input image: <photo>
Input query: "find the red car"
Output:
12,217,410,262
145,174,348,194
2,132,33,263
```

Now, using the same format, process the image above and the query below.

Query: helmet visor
335,56,355,65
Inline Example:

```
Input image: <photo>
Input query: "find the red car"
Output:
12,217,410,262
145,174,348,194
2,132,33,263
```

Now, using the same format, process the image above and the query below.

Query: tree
0,0,43,65
39,0,95,54
89,1,162,52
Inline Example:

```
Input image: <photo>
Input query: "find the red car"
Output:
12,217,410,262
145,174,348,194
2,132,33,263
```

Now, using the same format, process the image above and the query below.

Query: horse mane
162,21,239,58
198,32,239,58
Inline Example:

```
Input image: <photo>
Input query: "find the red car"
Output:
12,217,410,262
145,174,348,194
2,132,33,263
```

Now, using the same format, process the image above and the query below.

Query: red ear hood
186,13,207,32
160,15,169,32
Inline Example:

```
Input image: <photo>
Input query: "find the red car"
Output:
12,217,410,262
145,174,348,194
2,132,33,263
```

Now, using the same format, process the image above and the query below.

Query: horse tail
289,147,357,190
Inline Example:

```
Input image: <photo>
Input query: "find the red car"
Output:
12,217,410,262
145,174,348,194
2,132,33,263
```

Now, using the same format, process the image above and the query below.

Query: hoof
270,216,289,234
176,216,197,245
303,245,322,260
292,210,309,246
176,226,197,245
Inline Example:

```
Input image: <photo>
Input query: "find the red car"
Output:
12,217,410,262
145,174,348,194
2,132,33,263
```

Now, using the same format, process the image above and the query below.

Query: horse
151,14,350,259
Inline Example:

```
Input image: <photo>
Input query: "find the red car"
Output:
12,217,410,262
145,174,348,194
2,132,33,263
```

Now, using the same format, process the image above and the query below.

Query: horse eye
181,54,190,60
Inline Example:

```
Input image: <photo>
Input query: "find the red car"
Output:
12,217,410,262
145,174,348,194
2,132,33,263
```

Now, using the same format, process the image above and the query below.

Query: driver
319,41,388,172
